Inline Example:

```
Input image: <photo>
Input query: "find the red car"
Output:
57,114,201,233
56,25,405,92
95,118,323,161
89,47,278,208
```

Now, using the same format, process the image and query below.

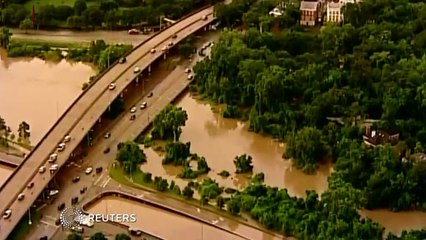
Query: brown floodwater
0,49,97,144
88,196,281,240
141,92,332,197
0,164,13,186
361,210,426,236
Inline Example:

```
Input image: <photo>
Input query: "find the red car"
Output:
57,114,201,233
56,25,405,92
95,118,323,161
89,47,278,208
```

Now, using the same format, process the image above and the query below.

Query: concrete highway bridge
0,6,215,238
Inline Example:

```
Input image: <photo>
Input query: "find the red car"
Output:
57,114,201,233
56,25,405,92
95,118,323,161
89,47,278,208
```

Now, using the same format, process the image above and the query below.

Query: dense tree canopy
116,141,146,173
152,105,188,141
0,0,220,29
188,1,426,238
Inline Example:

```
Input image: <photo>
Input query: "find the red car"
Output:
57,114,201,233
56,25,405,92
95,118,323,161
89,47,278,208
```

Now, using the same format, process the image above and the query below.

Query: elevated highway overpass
0,7,215,238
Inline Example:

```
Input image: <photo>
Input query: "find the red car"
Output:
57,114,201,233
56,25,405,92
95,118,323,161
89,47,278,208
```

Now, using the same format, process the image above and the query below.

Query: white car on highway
49,153,57,163
130,107,137,113
108,83,116,90
187,74,193,80
63,135,71,142
150,48,156,53
58,143,66,152
85,167,93,174
3,209,12,219
133,67,141,73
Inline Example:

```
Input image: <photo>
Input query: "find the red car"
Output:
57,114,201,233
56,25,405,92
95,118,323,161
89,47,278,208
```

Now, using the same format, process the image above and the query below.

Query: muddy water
361,210,426,236
142,92,332,197
11,29,150,45
88,197,250,240
0,49,97,144
0,165,13,186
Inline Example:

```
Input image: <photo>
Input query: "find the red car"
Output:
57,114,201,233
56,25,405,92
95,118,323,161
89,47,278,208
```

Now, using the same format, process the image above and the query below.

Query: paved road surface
0,7,215,239
10,29,151,45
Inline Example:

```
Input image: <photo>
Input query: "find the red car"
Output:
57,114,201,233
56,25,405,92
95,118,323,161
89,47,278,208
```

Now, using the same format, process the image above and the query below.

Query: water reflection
0,49,97,144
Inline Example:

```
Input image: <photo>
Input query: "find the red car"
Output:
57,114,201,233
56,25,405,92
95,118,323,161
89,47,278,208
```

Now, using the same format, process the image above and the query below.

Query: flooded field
0,49,96,144
142,93,332,197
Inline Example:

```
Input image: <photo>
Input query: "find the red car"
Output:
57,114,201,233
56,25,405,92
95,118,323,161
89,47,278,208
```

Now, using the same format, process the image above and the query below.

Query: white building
326,1,342,23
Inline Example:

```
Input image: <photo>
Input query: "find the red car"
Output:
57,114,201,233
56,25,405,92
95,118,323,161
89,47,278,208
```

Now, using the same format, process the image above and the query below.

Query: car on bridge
48,153,57,163
187,74,193,80
3,209,12,219
202,15,208,20
119,57,126,64
148,92,153,98
63,135,71,143
172,34,178,39
150,48,156,53
85,167,93,174
57,143,66,152
38,166,46,174
17,193,25,201
27,182,34,189
108,83,116,90
130,107,137,113
185,68,191,73
104,132,111,139
133,67,141,73
130,114,136,120
140,102,147,109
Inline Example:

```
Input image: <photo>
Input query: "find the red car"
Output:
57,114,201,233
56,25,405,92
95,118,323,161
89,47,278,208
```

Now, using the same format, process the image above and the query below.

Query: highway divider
0,4,213,193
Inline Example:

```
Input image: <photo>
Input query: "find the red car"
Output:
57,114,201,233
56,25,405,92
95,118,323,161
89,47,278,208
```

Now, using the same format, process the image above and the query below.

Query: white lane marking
40,220,56,227
44,215,56,221
94,173,105,185
101,177,111,188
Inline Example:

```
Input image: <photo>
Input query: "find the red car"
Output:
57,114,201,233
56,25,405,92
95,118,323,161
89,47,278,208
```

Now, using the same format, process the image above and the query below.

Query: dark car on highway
96,167,103,173
72,176,80,183
104,147,110,154
57,203,65,211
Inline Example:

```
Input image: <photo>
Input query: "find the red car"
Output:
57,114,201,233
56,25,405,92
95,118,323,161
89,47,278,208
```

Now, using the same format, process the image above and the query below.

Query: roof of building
328,2,341,9
300,1,318,10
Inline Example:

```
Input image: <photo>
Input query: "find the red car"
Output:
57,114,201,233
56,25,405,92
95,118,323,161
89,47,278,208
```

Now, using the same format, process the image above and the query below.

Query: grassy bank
11,38,90,48
109,166,242,222
8,210,41,240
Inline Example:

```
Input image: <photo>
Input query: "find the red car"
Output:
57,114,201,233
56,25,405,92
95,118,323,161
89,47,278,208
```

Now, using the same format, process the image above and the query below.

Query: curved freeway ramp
0,7,215,239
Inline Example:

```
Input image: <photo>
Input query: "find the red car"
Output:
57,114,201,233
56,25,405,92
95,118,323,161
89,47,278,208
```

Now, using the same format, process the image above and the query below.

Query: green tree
285,127,328,173
152,105,188,141
233,154,253,173
163,141,191,165
90,232,107,240
68,232,83,240
73,0,87,16
115,233,131,240
17,121,30,140
0,27,12,48
182,185,194,199
116,141,146,174
19,18,32,33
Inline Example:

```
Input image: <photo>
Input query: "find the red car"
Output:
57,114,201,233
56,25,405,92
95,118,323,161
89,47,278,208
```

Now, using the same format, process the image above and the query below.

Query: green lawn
11,38,90,48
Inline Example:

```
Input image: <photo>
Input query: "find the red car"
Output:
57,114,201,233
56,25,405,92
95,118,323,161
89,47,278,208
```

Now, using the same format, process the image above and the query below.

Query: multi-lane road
0,7,215,238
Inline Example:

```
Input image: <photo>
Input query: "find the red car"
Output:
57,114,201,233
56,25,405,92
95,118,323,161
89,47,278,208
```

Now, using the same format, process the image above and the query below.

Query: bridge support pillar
108,104,111,111
148,65,151,72
120,92,124,98
136,77,139,86
163,54,167,60
98,118,101,123
204,26,207,31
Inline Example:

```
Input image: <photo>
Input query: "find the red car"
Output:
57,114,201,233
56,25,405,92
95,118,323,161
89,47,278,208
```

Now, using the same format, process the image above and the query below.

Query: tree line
0,115,31,147
68,231,133,240
0,0,219,30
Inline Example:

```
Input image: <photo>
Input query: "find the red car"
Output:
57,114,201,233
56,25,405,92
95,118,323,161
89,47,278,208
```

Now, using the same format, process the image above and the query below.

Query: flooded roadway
87,196,284,240
0,49,96,144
